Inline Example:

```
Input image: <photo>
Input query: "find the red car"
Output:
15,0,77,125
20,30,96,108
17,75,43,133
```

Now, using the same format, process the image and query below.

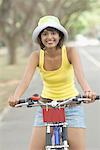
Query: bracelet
84,90,91,93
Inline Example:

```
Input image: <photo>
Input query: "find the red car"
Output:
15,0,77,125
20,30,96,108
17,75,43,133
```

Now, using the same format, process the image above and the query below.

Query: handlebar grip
95,95,100,100
18,99,26,104
79,95,100,100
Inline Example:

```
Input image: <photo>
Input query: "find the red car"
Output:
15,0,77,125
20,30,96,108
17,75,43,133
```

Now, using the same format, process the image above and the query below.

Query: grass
0,47,28,112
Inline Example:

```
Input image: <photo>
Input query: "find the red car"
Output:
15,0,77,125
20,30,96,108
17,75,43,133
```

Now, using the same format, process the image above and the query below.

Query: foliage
68,0,100,37
0,0,99,64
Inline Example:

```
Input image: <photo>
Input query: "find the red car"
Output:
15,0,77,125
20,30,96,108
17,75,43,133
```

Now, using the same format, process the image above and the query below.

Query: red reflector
42,108,65,123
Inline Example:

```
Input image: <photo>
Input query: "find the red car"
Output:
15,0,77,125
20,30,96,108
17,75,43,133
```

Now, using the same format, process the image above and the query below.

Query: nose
47,33,52,39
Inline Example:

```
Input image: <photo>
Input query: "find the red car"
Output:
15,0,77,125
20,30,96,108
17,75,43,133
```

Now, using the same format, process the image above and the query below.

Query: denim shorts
33,104,86,128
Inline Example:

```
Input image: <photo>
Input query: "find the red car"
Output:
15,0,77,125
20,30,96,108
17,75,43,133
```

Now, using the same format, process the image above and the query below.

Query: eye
42,32,47,36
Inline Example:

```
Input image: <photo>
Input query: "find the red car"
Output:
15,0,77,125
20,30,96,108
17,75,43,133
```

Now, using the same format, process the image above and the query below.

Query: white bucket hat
32,15,68,43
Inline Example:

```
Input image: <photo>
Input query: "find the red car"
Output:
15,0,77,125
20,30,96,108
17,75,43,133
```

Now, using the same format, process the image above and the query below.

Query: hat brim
32,23,68,43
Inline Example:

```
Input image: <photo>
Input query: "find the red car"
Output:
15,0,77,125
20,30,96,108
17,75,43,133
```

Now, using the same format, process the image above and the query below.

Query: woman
8,15,96,150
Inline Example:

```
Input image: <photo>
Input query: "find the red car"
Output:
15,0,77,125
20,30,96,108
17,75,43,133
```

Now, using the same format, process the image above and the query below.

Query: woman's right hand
8,95,19,107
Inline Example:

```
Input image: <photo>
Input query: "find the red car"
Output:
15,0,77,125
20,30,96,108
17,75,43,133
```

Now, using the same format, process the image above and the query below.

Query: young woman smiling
8,16,96,150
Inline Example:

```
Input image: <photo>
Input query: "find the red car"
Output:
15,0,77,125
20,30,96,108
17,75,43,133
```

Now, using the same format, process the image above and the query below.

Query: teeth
47,41,53,42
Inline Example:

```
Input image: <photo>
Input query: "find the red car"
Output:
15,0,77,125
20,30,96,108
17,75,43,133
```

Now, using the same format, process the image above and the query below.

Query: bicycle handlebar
15,94,100,108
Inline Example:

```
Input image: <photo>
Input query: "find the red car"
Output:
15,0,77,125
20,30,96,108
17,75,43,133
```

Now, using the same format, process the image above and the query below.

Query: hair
37,27,64,49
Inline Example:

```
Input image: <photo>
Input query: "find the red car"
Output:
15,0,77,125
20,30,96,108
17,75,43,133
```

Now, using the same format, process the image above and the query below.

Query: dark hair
37,27,64,49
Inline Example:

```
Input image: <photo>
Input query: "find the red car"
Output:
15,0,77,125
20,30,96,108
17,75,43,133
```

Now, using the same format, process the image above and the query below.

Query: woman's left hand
84,91,96,103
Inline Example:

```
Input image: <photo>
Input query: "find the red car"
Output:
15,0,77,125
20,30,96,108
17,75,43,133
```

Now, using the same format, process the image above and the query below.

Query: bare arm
8,51,39,107
67,47,92,92
13,51,39,99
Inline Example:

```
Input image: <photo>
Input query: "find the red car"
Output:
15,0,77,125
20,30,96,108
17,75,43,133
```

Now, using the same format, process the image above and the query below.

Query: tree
0,0,97,64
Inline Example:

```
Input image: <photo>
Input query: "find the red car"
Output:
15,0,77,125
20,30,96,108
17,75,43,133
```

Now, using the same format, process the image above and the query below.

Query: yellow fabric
39,45,79,100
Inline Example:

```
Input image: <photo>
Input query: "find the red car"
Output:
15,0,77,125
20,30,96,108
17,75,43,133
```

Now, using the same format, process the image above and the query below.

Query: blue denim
33,105,86,128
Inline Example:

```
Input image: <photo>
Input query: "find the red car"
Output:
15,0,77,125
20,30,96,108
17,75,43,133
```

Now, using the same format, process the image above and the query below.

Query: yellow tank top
39,45,79,100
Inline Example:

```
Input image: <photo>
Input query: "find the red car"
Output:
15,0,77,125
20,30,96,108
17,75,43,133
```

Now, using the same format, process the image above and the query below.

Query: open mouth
47,41,55,44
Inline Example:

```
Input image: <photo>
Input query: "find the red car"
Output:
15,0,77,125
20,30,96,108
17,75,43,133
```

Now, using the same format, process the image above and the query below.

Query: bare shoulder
30,50,39,58
28,50,40,66
66,46,79,63
67,46,77,53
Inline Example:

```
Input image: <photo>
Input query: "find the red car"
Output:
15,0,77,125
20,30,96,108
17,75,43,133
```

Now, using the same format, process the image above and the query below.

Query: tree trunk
7,38,16,65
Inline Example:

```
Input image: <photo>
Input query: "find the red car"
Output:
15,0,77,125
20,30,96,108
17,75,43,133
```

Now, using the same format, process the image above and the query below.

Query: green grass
0,48,28,112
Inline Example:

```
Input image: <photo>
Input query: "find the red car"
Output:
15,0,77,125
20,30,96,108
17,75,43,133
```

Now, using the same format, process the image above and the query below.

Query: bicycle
15,94,100,150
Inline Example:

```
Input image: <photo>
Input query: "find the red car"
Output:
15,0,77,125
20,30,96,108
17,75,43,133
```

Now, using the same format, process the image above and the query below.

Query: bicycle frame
15,94,100,150
45,123,69,150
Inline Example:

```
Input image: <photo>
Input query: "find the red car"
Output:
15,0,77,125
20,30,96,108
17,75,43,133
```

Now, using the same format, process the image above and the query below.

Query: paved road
78,46,100,150
0,46,100,150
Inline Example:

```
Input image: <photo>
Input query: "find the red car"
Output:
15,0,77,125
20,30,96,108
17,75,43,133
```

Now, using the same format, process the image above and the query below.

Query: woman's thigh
68,127,86,150
29,127,46,150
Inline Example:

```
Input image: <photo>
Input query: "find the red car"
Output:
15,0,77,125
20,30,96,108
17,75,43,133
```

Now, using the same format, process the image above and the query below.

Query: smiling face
41,28,60,48
38,27,64,49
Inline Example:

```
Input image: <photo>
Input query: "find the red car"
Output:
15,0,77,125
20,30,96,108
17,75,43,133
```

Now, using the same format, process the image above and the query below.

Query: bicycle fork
62,125,69,150
45,123,69,150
